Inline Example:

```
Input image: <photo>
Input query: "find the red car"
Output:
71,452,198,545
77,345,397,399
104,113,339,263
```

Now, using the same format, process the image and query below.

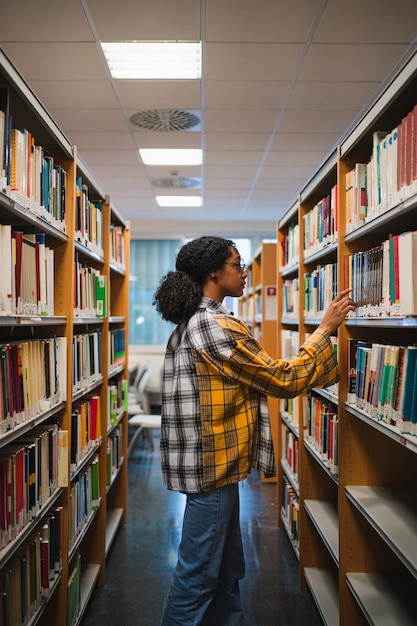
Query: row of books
280,330,301,427
347,339,417,434
75,177,103,255
281,477,300,550
74,256,107,318
0,336,67,434
110,224,126,269
281,397,299,426
282,278,299,318
345,162,368,232
239,292,260,325
67,551,81,626
70,396,102,473
279,223,299,269
0,226,55,316
281,423,299,482
281,230,417,320
72,331,102,394
303,394,339,475
303,185,338,256
281,329,339,398
303,262,338,319
108,378,127,429
68,456,100,550
0,425,68,552
109,329,126,370
346,103,417,231
0,92,67,232
107,425,122,487
0,507,63,626
344,230,417,317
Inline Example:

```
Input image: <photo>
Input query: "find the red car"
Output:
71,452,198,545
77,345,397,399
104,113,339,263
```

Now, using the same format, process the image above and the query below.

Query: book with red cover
88,395,101,443
40,523,50,597
11,231,23,314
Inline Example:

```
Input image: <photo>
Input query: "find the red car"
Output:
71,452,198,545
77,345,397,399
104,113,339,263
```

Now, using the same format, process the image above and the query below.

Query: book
90,457,100,510
412,104,417,183
0,224,13,314
399,346,417,433
354,162,367,222
372,130,388,209
11,230,23,314
384,345,400,422
95,274,107,318
57,429,69,488
388,234,399,308
366,343,384,415
393,346,407,424
347,338,358,403
88,395,101,443
36,233,47,315
376,345,398,421
355,341,372,408
0,87,8,188
398,231,417,316
40,523,50,598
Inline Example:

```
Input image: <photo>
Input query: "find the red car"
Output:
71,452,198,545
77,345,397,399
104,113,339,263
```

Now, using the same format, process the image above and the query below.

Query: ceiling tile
205,43,304,81
86,0,201,40
29,80,119,109
0,1,92,41
1,42,109,80
298,44,411,82
206,0,322,42
315,0,417,43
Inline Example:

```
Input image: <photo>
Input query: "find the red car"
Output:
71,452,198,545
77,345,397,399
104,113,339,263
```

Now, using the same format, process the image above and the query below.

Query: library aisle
81,434,322,626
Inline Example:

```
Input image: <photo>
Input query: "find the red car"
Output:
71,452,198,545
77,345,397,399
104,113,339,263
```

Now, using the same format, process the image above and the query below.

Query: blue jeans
161,483,245,626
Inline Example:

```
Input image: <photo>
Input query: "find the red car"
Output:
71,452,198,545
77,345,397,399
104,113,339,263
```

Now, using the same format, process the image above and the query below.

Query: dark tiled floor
81,435,323,626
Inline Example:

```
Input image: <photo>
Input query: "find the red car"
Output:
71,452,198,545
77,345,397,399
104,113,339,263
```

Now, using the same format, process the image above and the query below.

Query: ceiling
1,0,417,240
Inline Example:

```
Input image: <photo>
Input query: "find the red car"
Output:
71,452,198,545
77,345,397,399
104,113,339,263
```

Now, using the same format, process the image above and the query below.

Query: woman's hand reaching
318,289,356,335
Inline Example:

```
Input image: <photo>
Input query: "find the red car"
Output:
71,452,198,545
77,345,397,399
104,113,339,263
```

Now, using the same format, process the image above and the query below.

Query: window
129,238,252,345
129,239,181,345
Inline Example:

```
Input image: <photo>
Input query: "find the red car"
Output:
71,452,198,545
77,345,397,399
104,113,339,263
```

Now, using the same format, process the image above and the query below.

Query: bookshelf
241,242,277,355
239,242,279,482
0,48,129,626
277,200,302,552
276,47,417,625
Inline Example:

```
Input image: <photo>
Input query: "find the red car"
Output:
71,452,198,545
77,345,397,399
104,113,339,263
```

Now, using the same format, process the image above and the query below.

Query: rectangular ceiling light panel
101,42,202,79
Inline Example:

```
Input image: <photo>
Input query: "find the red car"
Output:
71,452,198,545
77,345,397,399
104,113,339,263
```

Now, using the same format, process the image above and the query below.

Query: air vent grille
130,109,200,131
152,177,201,189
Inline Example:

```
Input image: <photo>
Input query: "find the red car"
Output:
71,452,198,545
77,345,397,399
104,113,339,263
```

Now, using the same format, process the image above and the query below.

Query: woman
153,236,355,626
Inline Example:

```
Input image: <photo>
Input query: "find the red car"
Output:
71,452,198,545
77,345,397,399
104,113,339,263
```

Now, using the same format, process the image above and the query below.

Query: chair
127,363,161,454
128,413,161,455
127,363,151,416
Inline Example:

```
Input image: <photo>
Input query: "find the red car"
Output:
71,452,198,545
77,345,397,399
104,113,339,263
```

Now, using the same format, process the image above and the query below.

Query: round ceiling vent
152,176,201,189
130,109,200,131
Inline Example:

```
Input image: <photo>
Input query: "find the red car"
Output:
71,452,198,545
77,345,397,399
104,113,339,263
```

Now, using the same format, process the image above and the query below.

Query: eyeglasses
224,261,247,272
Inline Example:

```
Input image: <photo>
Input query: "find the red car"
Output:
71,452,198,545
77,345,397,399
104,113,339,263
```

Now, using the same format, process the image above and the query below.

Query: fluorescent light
139,148,203,166
101,42,202,79
156,196,203,207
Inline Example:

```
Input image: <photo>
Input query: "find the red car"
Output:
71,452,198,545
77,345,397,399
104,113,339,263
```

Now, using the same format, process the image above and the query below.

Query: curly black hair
153,236,236,324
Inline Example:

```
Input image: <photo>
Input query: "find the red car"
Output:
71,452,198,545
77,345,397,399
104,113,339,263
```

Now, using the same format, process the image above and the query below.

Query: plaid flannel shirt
160,297,339,493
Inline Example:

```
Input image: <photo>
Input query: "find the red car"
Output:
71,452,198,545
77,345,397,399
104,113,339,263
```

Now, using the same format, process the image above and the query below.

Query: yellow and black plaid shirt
161,297,339,493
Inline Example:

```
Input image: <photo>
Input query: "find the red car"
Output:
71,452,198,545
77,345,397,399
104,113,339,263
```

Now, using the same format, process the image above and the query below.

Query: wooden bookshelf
276,200,302,550
276,47,417,624
240,242,279,482
0,48,129,626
